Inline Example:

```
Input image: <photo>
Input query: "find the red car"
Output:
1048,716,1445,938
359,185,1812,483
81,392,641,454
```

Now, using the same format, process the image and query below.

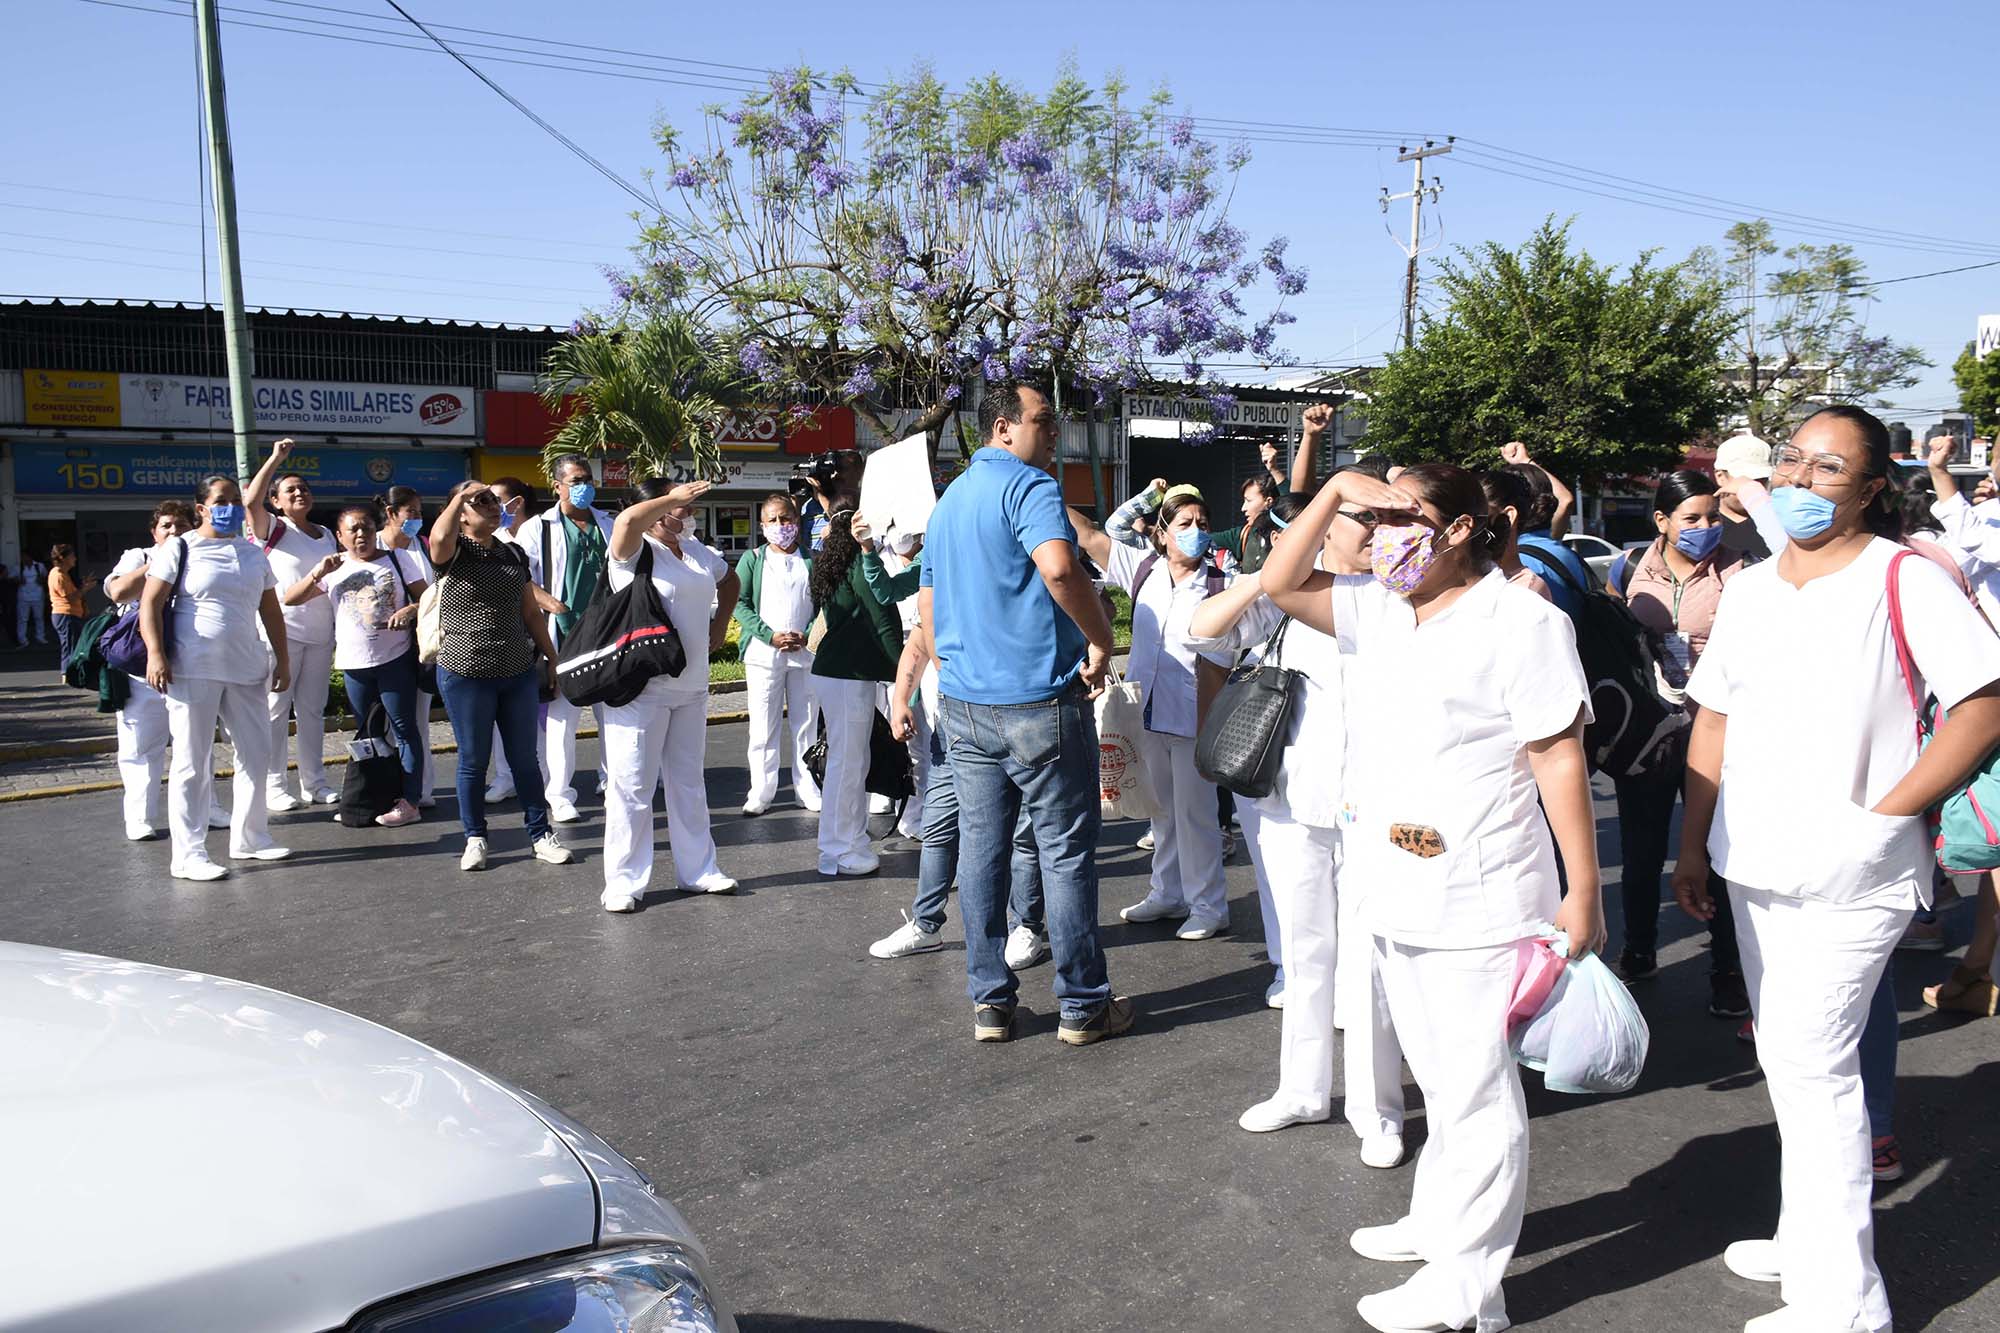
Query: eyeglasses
466,493,499,509
1772,448,1860,486
1337,508,1379,532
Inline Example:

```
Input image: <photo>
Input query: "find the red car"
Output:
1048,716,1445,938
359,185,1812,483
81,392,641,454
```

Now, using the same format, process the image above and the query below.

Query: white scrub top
147,535,278,686
1345,569,1591,949
742,544,813,670
1687,537,2000,908
608,534,727,704
1104,542,1234,738
261,519,339,646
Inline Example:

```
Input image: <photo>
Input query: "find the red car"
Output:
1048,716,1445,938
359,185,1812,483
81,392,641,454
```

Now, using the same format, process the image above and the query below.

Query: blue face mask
399,516,425,540
1173,526,1214,560
567,481,596,509
499,508,516,531
1673,524,1725,561
206,502,245,537
1768,485,1839,541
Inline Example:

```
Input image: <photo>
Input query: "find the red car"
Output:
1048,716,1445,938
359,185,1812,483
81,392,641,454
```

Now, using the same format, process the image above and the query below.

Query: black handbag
555,541,687,708
1193,616,1302,799
334,702,406,826
803,706,915,800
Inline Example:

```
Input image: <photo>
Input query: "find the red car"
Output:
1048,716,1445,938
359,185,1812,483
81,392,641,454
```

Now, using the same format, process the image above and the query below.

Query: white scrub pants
266,637,333,800
17,590,48,644
601,689,720,899
488,723,512,793
895,694,929,839
1733,885,1908,1333
1239,802,1283,978
164,676,276,869
1373,935,1525,1333
414,688,436,800
1337,856,1405,1141
1138,730,1227,922
116,678,170,833
544,694,605,805
812,676,877,865
745,648,820,808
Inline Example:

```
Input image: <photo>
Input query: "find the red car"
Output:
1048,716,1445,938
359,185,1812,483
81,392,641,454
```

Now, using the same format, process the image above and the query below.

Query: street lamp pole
194,0,259,483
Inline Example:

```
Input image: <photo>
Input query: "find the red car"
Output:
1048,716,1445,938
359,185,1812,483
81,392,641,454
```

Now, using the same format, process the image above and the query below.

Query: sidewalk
0,647,750,801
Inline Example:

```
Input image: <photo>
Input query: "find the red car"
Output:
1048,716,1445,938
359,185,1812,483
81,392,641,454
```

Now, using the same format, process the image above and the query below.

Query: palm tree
539,312,751,483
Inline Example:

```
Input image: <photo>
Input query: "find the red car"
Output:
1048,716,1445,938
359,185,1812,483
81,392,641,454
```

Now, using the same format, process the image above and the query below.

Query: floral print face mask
1369,523,1438,596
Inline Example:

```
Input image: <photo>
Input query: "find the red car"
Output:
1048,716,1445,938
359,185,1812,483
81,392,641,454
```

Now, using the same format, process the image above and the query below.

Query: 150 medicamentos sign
24,370,476,437
11,442,468,498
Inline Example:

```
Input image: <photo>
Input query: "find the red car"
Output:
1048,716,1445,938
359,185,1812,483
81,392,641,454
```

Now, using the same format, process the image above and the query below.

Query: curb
0,710,754,805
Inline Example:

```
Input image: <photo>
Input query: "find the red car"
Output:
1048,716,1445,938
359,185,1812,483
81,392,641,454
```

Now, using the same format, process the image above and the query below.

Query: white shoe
206,808,231,829
549,798,581,824
1723,1239,1782,1284
1238,1097,1330,1134
171,858,230,882
1355,1280,1469,1333
1265,978,1286,1009
1136,829,1156,851
229,845,292,861
310,787,341,805
742,799,771,817
1360,1134,1407,1169
868,793,893,815
266,791,302,813
125,822,158,842
1349,1220,1424,1264
1004,925,1051,970
1120,893,1188,924
532,833,574,865
1741,1307,1868,1333
870,912,944,959
688,872,737,894
1177,912,1229,940
601,892,641,913
484,783,516,803
800,793,823,813
460,837,489,872
818,852,880,877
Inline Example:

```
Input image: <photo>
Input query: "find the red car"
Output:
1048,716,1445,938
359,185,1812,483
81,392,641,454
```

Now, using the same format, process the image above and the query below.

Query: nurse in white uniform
734,492,821,816
1675,406,2000,1333
598,477,741,912
1282,462,1605,1333
244,438,341,809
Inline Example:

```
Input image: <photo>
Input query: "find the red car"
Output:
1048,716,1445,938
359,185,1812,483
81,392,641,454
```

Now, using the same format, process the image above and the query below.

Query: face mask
764,521,798,548
888,531,919,557
400,516,425,540
206,502,245,537
499,506,517,531
1769,485,1839,541
1673,524,1725,561
1173,527,1213,560
1369,523,1438,595
567,481,596,509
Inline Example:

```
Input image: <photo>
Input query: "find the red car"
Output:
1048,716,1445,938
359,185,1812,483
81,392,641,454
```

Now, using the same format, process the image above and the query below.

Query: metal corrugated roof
0,296,565,335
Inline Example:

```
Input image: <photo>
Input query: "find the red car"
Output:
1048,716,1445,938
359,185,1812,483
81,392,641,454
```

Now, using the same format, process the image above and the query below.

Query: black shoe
973,1003,1016,1043
1058,995,1136,1046
1709,970,1751,1019
1617,950,1658,984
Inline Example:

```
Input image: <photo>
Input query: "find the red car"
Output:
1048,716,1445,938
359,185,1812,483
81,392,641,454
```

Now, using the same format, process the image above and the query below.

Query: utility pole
1382,137,1453,351
194,0,258,482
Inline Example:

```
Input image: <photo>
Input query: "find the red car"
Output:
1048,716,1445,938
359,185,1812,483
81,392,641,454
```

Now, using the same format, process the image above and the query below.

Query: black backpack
335,703,406,826
1536,559,1688,779
555,541,688,709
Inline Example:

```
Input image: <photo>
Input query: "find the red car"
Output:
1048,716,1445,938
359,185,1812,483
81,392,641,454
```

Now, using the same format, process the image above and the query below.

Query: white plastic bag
1095,666,1160,822
1510,928,1650,1095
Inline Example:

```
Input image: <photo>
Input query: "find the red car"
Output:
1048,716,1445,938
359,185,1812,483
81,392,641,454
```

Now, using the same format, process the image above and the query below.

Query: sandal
1922,965,1999,1016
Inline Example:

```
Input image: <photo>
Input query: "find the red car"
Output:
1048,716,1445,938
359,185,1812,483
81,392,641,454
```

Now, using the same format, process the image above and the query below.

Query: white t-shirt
1103,543,1235,739
379,538,436,584
261,519,338,646
321,552,422,671
608,534,728,702
743,543,813,670
1687,537,2000,908
20,561,46,596
146,535,278,686
1344,569,1592,949
109,546,153,616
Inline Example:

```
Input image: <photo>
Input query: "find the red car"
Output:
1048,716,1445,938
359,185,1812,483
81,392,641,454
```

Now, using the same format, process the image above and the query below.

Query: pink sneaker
375,799,421,828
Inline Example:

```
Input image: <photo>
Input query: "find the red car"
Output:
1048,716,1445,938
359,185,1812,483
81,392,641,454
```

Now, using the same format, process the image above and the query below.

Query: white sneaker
266,791,302,813
229,845,292,862
1177,912,1229,940
1238,1097,1330,1134
689,872,737,894
1741,1307,1865,1333
171,858,230,882
870,912,944,959
800,792,822,812
310,787,341,805
1723,1238,1782,1284
532,833,574,865
1004,925,1051,970
1349,1219,1424,1263
818,852,880,877
1355,1279,1461,1333
460,837,489,872
206,807,231,830
484,783,516,803
741,798,770,816
1136,829,1156,851
1265,978,1286,1009
1360,1134,1407,1169
868,793,893,815
125,822,158,842
1120,892,1188,923
601,892,640,913
549,798,581,824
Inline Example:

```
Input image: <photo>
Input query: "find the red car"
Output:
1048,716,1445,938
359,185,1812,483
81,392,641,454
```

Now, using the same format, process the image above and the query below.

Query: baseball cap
1714,433,1773,480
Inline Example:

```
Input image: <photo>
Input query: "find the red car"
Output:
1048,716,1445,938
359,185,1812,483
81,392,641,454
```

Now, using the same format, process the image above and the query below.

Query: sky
6,0,1997,426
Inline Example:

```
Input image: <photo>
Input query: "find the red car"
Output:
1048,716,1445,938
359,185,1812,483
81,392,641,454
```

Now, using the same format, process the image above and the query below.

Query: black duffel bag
555,541,687,709
1193,616,1302,799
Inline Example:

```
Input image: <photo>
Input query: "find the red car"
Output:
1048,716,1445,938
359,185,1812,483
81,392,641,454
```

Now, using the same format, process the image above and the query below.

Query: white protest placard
859,433,937,546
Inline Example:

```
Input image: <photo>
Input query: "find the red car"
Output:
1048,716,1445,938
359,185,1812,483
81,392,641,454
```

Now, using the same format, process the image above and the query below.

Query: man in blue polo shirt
920,377,1131,1047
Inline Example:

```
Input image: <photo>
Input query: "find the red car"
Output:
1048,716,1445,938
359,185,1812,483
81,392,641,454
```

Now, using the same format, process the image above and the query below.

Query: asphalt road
4,720,1995,1332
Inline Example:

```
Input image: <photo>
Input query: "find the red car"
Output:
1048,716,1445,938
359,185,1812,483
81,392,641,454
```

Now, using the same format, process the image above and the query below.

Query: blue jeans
940,683,1110,1020
1858,957,1897,1139
53,612,82,672
437,665,551,842
343,648,423,805
911,723,1044,934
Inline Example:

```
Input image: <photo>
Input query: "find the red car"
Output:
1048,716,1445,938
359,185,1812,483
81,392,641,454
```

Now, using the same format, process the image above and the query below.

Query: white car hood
0,944,598,1332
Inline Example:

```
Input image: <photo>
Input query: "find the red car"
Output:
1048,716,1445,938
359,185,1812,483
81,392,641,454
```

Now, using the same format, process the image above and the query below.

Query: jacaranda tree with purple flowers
605,64,1306,457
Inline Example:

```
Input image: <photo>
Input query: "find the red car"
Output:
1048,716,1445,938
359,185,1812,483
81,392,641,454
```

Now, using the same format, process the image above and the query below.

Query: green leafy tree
1363,218,1738,480
539,313,751,482
1703,220,1930,440
1953,340,2000,436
